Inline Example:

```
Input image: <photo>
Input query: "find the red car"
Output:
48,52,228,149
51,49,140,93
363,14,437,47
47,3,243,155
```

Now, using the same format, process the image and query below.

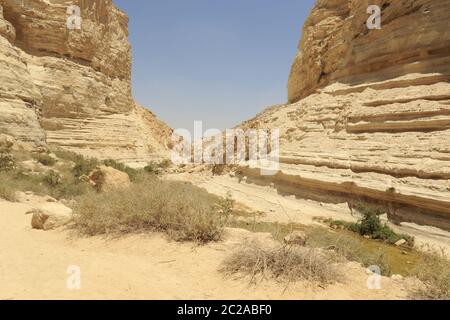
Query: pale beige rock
236,0,450,231
0,0,172,162
31,204,72,231
89,165,131,192
288,0,450,103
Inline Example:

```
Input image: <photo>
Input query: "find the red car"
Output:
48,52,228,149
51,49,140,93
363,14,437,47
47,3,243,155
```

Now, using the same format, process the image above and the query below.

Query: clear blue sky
113,0,315,132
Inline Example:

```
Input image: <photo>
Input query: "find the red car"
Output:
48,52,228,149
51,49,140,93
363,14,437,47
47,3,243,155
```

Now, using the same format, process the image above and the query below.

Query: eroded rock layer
0,0,171,163
240,0,450,230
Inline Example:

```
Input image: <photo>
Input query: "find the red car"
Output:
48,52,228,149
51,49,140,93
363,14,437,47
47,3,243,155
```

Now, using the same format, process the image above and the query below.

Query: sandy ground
0,199,415,300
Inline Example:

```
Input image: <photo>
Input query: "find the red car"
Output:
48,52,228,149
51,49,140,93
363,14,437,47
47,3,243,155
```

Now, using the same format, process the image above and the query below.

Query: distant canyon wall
0,0,171,164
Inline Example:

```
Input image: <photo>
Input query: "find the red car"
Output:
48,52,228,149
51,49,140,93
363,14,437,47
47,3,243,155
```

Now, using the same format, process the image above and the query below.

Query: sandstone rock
395,239,407,247
89,165,131,192
283,231,308,246
0,0,172,162
30,204,73,231
391,274,404,281
237,0,450,231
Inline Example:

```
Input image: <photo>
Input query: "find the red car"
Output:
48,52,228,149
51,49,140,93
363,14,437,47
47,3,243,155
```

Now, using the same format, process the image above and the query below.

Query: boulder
395,239,407,247
30,203,73,231
89,165,131,192
283,231,308,246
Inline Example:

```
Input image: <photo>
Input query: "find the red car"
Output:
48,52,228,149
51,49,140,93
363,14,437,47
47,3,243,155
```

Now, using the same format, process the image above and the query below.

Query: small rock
284,231,308,246
391,274,404,281
395,239,407,246
30,203,73,231
89,165,130,192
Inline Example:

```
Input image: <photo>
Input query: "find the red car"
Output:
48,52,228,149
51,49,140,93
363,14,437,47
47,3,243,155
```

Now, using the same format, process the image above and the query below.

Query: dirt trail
0,199,414,300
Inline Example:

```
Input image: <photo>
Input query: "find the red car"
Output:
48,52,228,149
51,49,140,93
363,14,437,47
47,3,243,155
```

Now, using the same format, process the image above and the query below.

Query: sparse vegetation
306,227,392,276
221,241,341,286
42,170,62,187
144,159,171,175
72,178,230,243
72,156,99,178
33,153,56,167
411,250,450,300
322,203,414,247
0,152,15,171
102,159,139,181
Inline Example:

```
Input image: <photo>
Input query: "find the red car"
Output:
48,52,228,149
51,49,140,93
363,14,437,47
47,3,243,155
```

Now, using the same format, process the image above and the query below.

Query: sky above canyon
114,0,315,133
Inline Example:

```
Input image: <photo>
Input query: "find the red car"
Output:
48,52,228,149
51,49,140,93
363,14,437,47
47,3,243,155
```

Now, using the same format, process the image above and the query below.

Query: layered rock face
0,0,171,163
240,0,450,230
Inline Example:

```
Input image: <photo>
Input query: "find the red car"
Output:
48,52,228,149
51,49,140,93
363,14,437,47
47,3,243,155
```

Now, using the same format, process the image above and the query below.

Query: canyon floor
0,198,416,300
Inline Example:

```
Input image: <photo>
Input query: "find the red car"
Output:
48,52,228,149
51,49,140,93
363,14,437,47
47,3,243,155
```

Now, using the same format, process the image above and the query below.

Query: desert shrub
72,179,228,242
103,159,139,181
159,159,172,169
72,156,99,178
411,251,450,300
221,241,341,286
33,154,56,167
0,152,15,171
144,159,172,175
212,164,226,176
214,192,234,223
324,204,414,246
51,148,80,162
43,170,62,187
144,161,161,175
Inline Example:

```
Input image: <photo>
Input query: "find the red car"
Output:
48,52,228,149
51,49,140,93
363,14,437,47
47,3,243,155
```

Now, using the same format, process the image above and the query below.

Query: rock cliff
0,0,171,164
240,0,450,230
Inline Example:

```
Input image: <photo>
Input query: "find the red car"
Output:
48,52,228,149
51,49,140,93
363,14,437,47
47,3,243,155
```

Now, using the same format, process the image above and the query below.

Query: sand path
0,199,412,300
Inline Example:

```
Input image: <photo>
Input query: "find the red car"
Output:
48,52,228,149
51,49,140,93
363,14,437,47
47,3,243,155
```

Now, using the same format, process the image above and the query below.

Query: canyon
0,0,172,165
1,0,449,231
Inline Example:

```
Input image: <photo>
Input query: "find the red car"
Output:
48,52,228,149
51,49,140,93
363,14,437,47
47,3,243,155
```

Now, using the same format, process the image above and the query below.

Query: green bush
72,157,99,178
103,159,138,181
43,170,62,187
328,203,415,246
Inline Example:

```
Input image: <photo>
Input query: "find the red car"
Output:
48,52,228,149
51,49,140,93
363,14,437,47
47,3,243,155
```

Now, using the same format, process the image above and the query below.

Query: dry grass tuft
72,178,230,243
411,250,450,300
221,241,341,286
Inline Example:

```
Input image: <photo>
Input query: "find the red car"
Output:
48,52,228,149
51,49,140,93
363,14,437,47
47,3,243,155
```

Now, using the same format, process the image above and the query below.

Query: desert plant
43,170,62,187
324,204,414,246
103,159,139,181
33,153,56,167
411,250,450,300
221,241,341,286
72,179,228,242
72,156,99,178
0,152,15,171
